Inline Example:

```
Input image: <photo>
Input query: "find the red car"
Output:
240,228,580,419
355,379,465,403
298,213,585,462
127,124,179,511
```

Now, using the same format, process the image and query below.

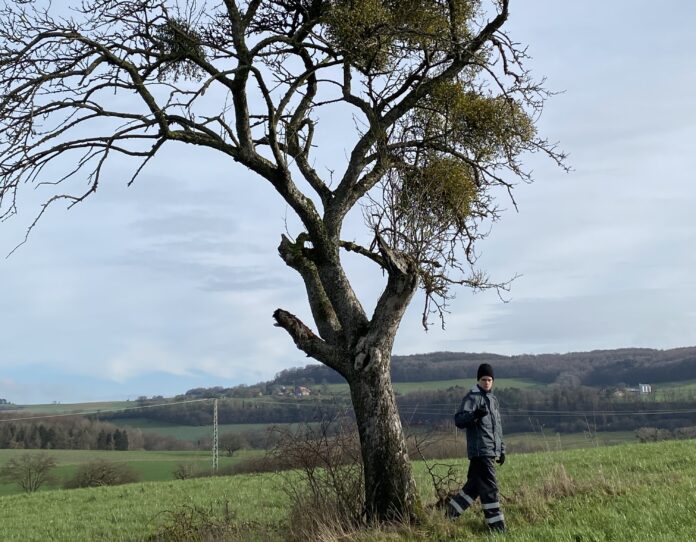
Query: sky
1,1,695,404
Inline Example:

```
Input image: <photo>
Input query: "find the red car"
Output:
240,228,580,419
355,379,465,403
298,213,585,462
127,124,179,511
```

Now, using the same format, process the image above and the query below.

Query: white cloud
2,0,696,402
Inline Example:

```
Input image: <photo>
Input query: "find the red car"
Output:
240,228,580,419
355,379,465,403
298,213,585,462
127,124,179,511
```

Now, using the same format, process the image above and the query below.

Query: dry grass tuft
148,501,273,542
506,463,627,523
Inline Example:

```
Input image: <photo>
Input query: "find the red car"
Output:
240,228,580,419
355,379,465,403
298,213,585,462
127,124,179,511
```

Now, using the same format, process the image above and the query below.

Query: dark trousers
447,457,504,527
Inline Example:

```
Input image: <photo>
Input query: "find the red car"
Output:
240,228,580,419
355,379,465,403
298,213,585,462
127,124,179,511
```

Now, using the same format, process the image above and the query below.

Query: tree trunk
349,348,418,522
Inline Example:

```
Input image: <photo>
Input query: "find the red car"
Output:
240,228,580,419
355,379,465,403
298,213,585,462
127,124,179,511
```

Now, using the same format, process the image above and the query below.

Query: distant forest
269,347,696,387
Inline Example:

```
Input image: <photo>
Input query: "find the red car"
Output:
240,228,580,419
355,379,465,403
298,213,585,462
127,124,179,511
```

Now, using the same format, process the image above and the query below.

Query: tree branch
273,308,345,374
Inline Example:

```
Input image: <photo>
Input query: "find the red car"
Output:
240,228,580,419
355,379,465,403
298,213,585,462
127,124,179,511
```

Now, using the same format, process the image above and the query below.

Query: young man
447,363,506,532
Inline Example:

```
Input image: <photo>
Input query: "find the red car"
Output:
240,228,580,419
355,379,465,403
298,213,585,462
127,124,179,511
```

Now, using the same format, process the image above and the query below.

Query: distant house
294,386,311,397
623,383,652,395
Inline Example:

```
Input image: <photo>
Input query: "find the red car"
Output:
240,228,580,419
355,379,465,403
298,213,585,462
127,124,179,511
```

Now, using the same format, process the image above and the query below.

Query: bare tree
0,453,57,493
0,0,564,520
219,432,247,457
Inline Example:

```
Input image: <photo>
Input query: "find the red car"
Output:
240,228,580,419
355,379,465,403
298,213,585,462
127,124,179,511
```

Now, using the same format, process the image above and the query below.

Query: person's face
478,376,493,392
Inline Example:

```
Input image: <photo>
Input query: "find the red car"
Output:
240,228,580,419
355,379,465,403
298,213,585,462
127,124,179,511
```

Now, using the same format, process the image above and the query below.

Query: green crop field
0,449,261,497
504,430,636,452
109,418,313,441
11,401,134,414
0,439,694,541
652,379,696,401
323,377,543,396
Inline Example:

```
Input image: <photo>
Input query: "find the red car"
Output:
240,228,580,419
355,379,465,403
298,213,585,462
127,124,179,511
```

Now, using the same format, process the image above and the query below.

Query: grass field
323,377,543,396
504,430,636,452
108,418,311,441
10,401,134,414
652,379,696,400
0,449,261,497
0,439,694,541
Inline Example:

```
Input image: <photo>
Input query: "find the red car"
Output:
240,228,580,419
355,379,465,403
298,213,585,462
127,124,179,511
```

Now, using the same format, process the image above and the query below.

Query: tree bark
348,348,418,522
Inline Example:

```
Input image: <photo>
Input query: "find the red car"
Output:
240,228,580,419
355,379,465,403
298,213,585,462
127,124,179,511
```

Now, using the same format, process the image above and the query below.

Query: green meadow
0,449,260,497
109,418,309,441
10,401,134,415
0,439,694,541
323,377,543,396
652,379,696,400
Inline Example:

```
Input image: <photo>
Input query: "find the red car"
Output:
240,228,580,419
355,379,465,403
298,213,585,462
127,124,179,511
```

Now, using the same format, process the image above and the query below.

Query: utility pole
212,398,219,473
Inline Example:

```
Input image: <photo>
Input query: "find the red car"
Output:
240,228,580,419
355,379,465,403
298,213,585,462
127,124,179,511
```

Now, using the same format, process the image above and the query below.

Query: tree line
0,415,198,451
0,416,134,450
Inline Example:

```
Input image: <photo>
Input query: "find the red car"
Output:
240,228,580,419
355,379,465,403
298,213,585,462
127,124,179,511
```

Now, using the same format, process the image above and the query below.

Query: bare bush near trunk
269,415,366,540
410,433,464,511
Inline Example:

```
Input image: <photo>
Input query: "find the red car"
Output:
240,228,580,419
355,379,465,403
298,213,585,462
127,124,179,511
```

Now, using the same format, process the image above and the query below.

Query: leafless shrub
0,453,56,493
409,433,463,511
222,456,274,476
406,431,466,460
635,426,696,443
63,459,139,488
270,414,367,542
173,462,196,481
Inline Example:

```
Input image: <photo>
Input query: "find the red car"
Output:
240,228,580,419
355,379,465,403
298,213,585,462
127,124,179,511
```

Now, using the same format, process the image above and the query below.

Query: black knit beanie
477,363,494,380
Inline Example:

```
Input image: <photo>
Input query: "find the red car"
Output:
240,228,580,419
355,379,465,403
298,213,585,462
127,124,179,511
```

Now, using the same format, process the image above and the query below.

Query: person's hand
497,453,506,466
473,406,488,420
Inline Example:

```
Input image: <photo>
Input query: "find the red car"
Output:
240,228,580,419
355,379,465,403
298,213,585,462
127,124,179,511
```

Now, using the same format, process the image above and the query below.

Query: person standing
447,363,506,532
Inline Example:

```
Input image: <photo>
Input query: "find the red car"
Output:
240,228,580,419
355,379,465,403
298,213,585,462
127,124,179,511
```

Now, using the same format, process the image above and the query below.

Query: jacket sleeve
454,393,478,429
496,397,506,454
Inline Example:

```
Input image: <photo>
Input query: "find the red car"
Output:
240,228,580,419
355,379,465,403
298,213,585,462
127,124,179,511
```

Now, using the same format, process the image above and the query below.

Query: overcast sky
1,1,695,404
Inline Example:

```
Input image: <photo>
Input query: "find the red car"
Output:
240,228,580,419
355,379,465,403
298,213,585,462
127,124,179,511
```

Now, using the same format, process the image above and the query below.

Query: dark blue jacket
454,385,505,459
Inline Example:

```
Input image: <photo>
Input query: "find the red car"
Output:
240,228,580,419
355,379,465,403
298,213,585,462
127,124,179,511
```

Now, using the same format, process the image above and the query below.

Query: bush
0,453,57,493
63,459,139,488
173,462,197,480
269,416,366,542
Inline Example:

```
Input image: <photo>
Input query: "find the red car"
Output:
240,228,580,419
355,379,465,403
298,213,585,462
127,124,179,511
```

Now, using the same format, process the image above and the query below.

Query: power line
1,395,693,426
216,397,696,416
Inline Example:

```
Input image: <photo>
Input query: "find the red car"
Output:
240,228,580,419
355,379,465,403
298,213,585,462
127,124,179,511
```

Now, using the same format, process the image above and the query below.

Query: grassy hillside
10,401,133,414
107,418,307,442
322,377,543,396
0,439,694,541
653,379,696,400
0,449,259,497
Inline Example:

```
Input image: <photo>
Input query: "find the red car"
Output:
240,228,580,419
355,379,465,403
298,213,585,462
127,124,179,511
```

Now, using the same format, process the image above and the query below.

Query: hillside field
9,401,134,414
322,377,543,396
107,418,287,441
0,439,694,541
0,449,259,497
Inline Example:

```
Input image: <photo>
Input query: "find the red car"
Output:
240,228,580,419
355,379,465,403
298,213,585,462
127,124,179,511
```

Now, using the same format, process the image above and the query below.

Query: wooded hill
270,346,696,387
